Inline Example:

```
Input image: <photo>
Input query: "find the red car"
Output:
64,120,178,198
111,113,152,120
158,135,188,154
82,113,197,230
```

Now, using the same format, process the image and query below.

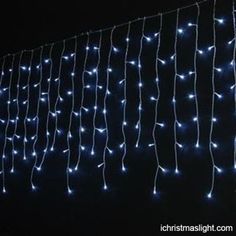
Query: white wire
152,14,165,195
91,31,102,156
11,51,31,172
50,40,66,152
30,47,44,189
100,26,116,190
1,54,15,193
22,51,33,161
173,9,180,173
232,0,236,169
74,33,90,171
65,36,77,194
0,56,6,177
208,0,217,198
121,21,131,172
135,18,145,148
193,3,200,148
38,43,54,169
0,0,210,60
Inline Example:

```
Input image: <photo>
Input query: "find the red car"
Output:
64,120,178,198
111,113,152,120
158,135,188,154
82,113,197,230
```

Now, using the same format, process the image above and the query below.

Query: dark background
0,0,236,235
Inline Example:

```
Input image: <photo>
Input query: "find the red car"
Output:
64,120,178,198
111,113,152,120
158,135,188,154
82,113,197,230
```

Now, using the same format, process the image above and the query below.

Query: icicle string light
23,50,33,161
152,13,165,195
0,57,6,184
50,41,66,153
232,1,236,170
30,47,44,190
74,33,90,171
99,26,116,190
0,0,234,198
66,37,77,194
1,55,15,193
38,43,54,171
121,21,131,172
192,3,200,149
207,0,220,199
11,51,25,173
173,8,181,174
91,31,102,157
135,18,145,148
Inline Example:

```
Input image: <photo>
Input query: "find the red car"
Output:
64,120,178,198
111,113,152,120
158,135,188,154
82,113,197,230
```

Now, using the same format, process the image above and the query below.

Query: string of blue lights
0,0,234,198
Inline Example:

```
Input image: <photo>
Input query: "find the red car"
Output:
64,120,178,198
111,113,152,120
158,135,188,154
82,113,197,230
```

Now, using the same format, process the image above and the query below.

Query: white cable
1,54,15,193
22,51,33,161
91,31,102,156
100,26,116,190
74,33,90,171
135,18,145,148
121,21,131,172
50,40,66,152
193,3,200,148
30,47,44,190
152,14,166,195
208,0,220,199
65,37,77,194
11,51,31,172
173,9,182,174
37,43,54,170
232,0,236,169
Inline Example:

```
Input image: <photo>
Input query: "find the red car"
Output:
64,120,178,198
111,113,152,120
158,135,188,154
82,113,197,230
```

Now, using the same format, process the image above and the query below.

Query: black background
0,0,236,235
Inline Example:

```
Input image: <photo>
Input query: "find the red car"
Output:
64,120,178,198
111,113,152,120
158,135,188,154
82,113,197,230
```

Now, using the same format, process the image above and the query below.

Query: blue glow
207,193,212,199
215,18,224,24
178,28,184,34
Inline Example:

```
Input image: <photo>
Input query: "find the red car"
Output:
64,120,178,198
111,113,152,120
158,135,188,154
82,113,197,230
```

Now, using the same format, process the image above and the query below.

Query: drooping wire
37,43,54,170
30,47,44,190
22,51,33,161
1,54,15,193
91,30,103,156
173,9,182,174
121,21,131,172
65,36,77,194
193,3,200,148
50,40,66,152
135,18,145,148
208,0,221,199
232,0,236,169
74,33,90,171
152,14,166,195
98,26,116,190
11,50,30,171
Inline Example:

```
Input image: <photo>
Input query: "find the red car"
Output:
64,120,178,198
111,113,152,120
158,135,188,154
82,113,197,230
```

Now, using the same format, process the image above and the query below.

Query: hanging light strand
193,3,200,148
99,26,116,190
173,9,182,174
38,43,54,170
152,14,167,195
208,0,221,199
121,21,131,172
1,54,15,193
23,51,33,161
65,36,77,194
0,57,6,173
135,18,145,148
74,33,90,171
50,40,66,152
11,51,28,173
232,0,236,169
30,47,44,190
91,30,103,156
